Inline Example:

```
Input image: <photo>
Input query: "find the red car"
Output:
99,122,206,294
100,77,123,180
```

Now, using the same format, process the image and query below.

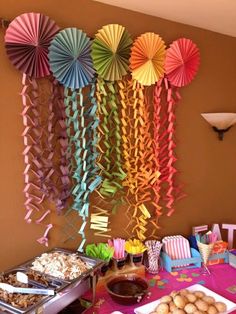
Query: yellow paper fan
92,24,132,81
130,32,166,86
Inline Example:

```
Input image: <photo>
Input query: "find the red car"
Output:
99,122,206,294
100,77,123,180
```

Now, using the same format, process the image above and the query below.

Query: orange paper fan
165,38,200,87
130,32,166,86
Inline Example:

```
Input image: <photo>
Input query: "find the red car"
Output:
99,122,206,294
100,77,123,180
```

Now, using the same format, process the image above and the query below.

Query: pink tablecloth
87,264,236,314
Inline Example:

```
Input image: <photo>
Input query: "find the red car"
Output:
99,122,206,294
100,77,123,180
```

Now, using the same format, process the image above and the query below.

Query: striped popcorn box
162,235,191,267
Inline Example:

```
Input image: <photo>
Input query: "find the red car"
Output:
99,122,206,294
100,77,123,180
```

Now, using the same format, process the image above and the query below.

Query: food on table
155,302,169,314
214,302,227,312
173,295,186,309
31,252,91,280
149,289,227,314
195,299,208,311
184,303,197,313
202,296,215,304
186,293,197,303
0,271,47,309
207,305,218,314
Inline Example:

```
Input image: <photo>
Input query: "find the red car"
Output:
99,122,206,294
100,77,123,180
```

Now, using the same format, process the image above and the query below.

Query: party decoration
222,224,236,249
85,243,114,262
21,74,57,245
119,79,159,239
92,24,132,81
96,78,126,197
63,83,101,251
165,38,200,87
4,12,201,247
130,32,166,86
152,77,185,217
48,28,95,89
125,239,146,255
21,75,46,224
48,28,100,250
152,80,163,218
5,12,59,78
51,79,71,213
90,207,111,238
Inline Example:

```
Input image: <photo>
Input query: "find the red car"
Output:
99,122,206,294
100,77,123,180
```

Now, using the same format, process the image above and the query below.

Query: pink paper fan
5,13,59,78
165,38,200,87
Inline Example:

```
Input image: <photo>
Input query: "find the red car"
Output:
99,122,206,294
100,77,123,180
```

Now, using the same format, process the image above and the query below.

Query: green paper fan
92,24,132,81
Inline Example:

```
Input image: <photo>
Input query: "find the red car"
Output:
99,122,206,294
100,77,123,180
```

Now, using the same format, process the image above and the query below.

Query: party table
86,264,236,314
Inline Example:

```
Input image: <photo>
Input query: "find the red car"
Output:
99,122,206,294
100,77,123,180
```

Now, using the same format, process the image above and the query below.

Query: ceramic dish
106,274,149,305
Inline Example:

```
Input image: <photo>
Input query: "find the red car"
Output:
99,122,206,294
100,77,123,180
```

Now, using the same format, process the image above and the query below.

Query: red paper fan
165,38,200,87
5,13,59,78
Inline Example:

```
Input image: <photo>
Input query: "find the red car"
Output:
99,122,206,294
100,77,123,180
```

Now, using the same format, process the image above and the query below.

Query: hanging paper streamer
91,24,132,81
118,79,159,240
62,86,101,251
51,79,71,213
130,32,166,86
5,12,59,78
90,207,111,238
95,78,126,197
156,38,200,215
152,80,163,218
21,75,56,244
21,74,46,223
49,28,100,251
5,13,60,245
165,38,200,87
91,24,132,196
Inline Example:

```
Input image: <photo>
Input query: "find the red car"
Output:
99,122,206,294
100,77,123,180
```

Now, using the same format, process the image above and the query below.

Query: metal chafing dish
0,248,104,314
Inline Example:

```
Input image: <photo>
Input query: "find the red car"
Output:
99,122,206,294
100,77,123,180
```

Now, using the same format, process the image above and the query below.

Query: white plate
134,284,236,314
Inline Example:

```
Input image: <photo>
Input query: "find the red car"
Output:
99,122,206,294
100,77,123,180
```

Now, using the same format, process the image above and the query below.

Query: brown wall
0,0,236,270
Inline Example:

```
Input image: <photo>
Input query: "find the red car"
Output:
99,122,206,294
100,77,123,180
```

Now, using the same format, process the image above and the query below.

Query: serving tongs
0,282,55,295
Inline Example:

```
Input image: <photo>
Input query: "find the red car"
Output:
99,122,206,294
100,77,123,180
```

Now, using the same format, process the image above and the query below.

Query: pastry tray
134,284,236,314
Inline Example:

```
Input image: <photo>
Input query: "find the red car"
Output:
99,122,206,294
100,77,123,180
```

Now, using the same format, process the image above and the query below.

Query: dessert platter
134,284,236,314
0,248,104,314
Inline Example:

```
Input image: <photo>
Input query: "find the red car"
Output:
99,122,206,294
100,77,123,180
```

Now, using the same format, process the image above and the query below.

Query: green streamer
97,78,126,197
64,82,101,251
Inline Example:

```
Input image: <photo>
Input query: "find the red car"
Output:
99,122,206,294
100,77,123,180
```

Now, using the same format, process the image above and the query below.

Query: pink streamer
37,224,53,247
51,79,71,213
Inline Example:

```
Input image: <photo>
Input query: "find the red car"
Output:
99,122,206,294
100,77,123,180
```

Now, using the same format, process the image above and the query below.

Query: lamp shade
201,113,236,130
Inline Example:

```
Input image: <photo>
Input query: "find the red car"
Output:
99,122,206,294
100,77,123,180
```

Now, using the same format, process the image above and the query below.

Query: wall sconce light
201,113,236,140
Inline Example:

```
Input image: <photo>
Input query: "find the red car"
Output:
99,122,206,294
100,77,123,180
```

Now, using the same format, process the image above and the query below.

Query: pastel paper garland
21,74,52,244
51,79,71,213
158,78,185,216
64,83,101,251
152,79,163,218
96,78,126,197
119,79,158,240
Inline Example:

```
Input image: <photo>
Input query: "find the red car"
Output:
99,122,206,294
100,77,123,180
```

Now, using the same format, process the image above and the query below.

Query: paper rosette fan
91,24,132,81
49,28,94,89
165,38,200,87
5,12,59,78
130,32,166,86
